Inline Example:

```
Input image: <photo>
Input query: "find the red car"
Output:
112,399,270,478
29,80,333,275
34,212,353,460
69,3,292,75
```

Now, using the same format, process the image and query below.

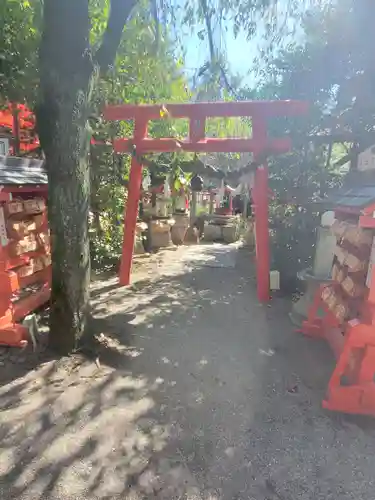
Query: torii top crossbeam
104,100,308,301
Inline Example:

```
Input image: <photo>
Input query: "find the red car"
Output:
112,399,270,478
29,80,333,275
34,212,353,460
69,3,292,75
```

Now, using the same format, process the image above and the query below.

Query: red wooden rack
0,156,50,347
302,181,375,415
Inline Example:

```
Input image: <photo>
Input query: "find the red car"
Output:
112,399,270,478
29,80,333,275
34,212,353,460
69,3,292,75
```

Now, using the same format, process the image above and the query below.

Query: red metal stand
104,101,307,300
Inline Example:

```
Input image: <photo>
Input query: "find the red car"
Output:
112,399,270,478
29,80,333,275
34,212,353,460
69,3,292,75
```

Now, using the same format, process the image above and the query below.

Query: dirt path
1,244,375,499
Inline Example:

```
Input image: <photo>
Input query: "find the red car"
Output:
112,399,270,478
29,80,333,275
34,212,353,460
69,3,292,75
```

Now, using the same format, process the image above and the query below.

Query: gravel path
0,244,375,499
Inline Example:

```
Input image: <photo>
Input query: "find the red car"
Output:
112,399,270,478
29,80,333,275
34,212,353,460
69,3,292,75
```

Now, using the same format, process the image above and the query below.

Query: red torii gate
104,101,307,302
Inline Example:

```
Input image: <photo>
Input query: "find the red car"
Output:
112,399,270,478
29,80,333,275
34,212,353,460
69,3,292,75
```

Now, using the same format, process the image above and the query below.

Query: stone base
204,222,239,243
290,269,329,327
244,219,255,248
134,238,145,254
151,231,173,248
149,220,174,249
222,225,238,243
184,226,200,245
171,215,189,245
134,222,147,254
204,224,222,241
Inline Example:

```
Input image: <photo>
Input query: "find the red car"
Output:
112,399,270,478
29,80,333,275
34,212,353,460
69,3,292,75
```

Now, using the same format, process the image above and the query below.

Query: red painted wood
104,99,308,299
119,119,148,286
359,215,375,228
252,115,270,302
254,164,270,302
13,283,50,322
0,185,47,193
113,137,292,154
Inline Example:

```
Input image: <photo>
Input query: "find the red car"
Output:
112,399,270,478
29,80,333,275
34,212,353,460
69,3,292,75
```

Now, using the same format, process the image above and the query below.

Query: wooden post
209,192,214,214
190,191,197,225
253,115,270,302
119,119,147,285
11,103,20,155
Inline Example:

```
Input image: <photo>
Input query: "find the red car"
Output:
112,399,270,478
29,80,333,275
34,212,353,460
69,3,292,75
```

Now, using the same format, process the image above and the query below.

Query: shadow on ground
1,247,375,499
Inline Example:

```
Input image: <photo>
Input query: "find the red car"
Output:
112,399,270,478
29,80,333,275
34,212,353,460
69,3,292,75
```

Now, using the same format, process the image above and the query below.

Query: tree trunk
37,0,94,353
37,0,136,354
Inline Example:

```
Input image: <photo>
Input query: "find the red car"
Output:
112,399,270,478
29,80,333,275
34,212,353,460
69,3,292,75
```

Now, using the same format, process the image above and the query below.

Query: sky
180,3,307,89
184,26,259,86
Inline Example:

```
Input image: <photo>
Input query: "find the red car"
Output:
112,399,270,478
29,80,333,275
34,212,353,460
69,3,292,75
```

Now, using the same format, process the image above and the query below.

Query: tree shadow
2,246,375,499
0,248,241,499
0,342,202,498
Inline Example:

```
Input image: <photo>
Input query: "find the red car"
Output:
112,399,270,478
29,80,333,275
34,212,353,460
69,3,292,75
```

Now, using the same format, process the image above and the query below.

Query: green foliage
0,0,41,104
89,8,191,268
243,1,375,291
0,0,192,269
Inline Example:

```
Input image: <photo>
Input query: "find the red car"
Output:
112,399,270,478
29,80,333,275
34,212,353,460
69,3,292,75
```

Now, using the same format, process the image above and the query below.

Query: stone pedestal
290,225,336,326
204,224,222,241
171,214,189,245
203,215,240,243
134,222,147,254
184,226,200,244
149,219,174,249
244,218,255,248
190,192,197,225
222,224,238,243
289,269,330,326
313,226,337,278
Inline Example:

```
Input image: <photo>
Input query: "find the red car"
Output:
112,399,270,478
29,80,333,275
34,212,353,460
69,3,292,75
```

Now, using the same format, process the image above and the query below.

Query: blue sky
180,5,305,88
184,26,258,84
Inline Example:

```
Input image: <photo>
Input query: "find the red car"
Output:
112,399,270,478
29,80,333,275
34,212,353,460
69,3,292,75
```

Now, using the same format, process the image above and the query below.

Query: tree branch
95,0,138,72
199,0,215,63
151,0,160,53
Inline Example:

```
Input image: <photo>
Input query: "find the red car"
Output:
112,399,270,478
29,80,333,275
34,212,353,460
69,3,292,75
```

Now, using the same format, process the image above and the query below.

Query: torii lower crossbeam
104,100,308,302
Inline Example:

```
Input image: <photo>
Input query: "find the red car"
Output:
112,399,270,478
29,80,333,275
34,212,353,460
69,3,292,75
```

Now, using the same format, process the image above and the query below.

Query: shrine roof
0,155,47,185
326,184,375,209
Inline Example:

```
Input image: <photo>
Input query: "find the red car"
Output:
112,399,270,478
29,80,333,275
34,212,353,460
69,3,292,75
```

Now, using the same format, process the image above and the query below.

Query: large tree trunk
37,0,94,353
37,0,136,353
